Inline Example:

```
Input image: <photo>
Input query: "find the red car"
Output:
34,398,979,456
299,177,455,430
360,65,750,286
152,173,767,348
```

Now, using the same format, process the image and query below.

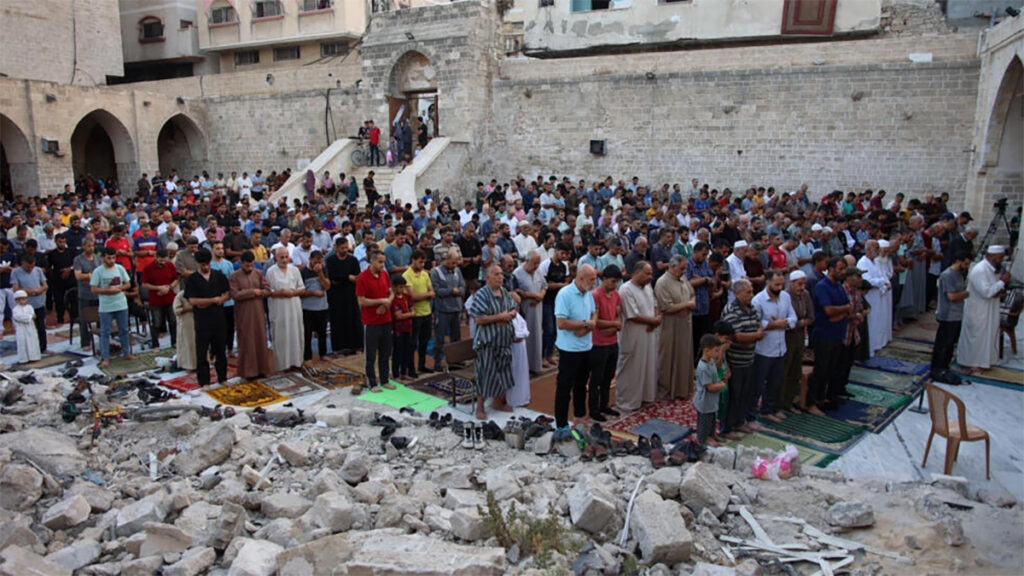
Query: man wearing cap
957,246,1010,373
781,270,814,413
931,251,971,380
725,241,748,304
857,240,891,356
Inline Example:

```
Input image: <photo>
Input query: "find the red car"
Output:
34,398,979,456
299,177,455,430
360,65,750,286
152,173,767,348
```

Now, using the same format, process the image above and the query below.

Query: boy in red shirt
390,275,415,382
589,264,623,422
355,251,395,393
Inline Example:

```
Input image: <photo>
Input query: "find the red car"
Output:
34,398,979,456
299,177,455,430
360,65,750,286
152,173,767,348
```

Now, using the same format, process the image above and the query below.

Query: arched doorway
0,114,38,199
157,114,207,179
388,51,439,154
71,110,136,189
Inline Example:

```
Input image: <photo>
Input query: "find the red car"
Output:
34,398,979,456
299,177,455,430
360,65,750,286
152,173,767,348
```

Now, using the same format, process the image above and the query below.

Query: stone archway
0,114,37,199
71,109,137,187
980,56,1024,169
157,113,208,178
388,51,439,140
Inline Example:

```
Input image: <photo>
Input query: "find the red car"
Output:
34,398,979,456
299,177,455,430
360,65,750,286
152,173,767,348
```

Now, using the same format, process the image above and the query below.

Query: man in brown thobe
229,251,274,379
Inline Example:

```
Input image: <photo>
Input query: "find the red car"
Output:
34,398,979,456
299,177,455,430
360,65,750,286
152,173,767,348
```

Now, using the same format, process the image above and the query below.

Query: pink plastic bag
751,445,799,481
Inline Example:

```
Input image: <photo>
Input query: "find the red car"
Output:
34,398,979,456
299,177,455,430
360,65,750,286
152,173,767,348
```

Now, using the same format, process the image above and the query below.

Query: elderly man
553,263,597,434
857,240,891,356
781,270,814,414
720,279,763,435
513,250,547,374
266,247,305,372
617,261,660,413
958,246,1010,373
430,249,466,369
655,254,696,400
751,270,797,423
726,240,748,304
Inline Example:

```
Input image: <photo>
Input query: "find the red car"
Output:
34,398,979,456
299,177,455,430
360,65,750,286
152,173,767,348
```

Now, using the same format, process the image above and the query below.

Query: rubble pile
0,370,1021,576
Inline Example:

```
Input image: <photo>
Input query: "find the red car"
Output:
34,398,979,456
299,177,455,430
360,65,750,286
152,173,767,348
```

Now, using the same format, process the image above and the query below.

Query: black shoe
838,391,854,398
420,366,435,374
602,407,620,417
590,413,607,423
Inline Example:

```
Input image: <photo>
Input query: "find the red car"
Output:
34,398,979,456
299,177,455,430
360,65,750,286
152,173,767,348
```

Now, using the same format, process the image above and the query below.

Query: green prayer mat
728,432,838,468
888,338,935,354
100,348,176,376
848,366,921,393
846,383,914,410
759,412,866,445
16,352,85,370
357,382,446,413
953,364,1024,387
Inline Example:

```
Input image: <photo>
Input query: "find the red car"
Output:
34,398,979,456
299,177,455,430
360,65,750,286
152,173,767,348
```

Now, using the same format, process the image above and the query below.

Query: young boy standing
12,290,41,364
390,275,415,382
695,333,727,447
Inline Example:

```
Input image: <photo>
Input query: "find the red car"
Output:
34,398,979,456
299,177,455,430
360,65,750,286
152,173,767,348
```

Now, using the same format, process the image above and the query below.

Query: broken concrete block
567,475,617,534
276,533,353,576
46,539,100,572
261,492,312,519
345,531,505,575
227,539,284,576
484,467,521,501
121,555,164,576
169,411,201,436
680,462,730,518
443,488,484,510
115,494,170,537
423,504,454,533
68,481,115,513
629,490,691,564
315,408,350,427
647,467,681,499
309,491,354,533
450,507,491,542
212,502,248,551
0,429,86,477
0,464,43,511
172,423,236,476
0,545,71,576
826,501,875,528
340,453,370,485
41,494,91,530
938,516,965,546
277,442,309,467
139,522,193,557
694,562,737,576
163,546,216,576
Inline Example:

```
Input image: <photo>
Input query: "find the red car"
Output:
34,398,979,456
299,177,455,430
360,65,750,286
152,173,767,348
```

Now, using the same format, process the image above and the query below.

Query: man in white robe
266,247,305,372
876,240,895,345
957,246,1010,372
512,251,546,373
616,261,660,412
857,240,891,356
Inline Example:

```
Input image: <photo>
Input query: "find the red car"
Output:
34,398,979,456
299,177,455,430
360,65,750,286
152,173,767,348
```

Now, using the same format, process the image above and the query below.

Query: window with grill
140,17,164,39
210,6,237,23
254,0,282,18
301,0,333,11
274,46,300,61
320,42,349,57
234,50,260,65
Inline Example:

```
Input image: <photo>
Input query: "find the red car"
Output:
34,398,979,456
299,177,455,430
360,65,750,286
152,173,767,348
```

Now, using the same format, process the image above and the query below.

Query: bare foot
737,425,753,434
807,406,826,417
748,421,762,430
124,355,138,360
725,431,745,441
761,414,783,424
774,411,788,420
476,409,488,421
99,359,110,368
707,439,722,447
490,401,513,413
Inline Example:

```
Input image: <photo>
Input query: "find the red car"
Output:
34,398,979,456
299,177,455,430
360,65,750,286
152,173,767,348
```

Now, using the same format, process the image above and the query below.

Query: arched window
139,16,164,40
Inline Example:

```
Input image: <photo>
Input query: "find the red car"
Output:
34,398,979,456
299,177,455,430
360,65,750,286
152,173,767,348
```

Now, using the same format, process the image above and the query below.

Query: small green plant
479,491,580,569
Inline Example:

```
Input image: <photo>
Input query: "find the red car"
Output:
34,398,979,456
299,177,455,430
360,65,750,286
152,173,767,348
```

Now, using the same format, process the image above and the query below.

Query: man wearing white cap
857,240,891,356
725,240,748,304
957,246,1011,373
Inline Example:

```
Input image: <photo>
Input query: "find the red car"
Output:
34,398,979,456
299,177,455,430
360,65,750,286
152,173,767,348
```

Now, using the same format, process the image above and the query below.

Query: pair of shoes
649,434,667,469
590,413,607,423
428,412,453,429
552,425,572,443
602,407,620,417
462,422,485,450
351,385,363,396
390,436,417,450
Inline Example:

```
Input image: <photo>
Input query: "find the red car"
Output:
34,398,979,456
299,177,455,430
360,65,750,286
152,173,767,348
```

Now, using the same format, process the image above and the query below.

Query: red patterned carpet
605,397,698,436
159,365,239,392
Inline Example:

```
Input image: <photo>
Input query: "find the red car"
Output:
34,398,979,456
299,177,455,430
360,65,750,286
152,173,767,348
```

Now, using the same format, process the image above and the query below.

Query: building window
320,42,349,57
180,20,193,29
274,46,300,61
570,0,609,11
301,0,333,11
210,5,237,24
234,50,260,65
254,0,282,18
538,0,554,6
140,17,164,40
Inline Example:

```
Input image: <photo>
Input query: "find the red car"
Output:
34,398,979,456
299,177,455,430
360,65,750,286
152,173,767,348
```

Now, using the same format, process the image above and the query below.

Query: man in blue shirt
553,264,598,435
807,257,850,415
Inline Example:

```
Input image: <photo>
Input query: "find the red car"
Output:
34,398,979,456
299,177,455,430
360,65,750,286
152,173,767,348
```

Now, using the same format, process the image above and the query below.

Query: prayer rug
728,432,838,468
16,352,87,370
893,323,939,344
888,338,936,354
605,398,697,438
158,365,240,393
953,364,1023,387
328,355,366,375
848,366,922,393
0,340,16,353
100,348,176,376
408,373,476,404
758,412,866,454
846,383,914,410
876,347,933,366
858,356,929,376
260,373,323,397
302,364,363,390
629,418,692,443
823,398,906,433
205,381,289,408
356,382,446,413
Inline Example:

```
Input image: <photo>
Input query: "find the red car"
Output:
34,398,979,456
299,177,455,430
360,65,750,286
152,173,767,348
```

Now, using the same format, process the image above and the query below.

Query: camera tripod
974,198,1014,262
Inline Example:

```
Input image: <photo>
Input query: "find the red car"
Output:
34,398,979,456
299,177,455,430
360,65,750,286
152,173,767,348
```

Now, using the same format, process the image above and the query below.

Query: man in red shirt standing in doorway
355,250,395,394
368,120,382,167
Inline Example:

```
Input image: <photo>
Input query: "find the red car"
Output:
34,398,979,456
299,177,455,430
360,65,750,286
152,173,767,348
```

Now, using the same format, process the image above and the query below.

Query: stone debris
0,363,1018,576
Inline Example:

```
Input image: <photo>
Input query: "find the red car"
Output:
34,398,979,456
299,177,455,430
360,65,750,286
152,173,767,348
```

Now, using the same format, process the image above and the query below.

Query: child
712,320,735,442
695,333,727,447
12,290,41,364
390,275,415,382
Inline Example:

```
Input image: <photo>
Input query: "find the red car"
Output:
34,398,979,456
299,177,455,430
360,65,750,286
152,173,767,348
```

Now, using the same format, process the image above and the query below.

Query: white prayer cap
733,240,748,249
823,226,833,233
811,224,823,232
789,270,807,282
13,290,27,299
879,240,890,248
987,245,1006,254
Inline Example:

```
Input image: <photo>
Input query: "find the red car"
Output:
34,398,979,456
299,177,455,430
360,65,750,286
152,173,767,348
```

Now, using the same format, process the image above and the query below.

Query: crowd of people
0,171,1019,448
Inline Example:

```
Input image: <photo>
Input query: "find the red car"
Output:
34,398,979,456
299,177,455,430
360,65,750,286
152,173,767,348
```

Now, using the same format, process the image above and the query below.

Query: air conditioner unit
41,138,60,154
589,139,606,156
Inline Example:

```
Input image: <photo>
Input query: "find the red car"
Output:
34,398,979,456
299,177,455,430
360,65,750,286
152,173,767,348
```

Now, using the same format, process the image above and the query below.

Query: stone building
0,0,1021,268
115,0,219,84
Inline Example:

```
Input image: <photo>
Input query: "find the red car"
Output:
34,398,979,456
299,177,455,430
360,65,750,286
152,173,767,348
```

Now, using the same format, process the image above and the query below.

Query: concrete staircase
349,166,399,201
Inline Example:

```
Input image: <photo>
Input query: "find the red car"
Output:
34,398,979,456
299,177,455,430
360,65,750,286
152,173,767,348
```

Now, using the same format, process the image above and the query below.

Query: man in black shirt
455,223,482,293
47,234,76,325
184,249,230,387
539,242,571,366
325,237,362,355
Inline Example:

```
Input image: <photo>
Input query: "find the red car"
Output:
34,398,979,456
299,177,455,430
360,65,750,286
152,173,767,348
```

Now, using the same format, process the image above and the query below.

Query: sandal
581,445,595,462
649,447,667,469
593,443,609,461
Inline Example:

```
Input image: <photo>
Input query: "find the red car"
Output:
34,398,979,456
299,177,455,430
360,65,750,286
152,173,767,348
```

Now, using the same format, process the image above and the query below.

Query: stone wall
0,0,123,85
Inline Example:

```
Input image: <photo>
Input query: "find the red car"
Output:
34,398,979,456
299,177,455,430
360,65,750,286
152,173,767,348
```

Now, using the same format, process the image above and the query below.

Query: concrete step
350,166,399,199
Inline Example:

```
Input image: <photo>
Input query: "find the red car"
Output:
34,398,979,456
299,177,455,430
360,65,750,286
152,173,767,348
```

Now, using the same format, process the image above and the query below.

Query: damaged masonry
0,368,1020,576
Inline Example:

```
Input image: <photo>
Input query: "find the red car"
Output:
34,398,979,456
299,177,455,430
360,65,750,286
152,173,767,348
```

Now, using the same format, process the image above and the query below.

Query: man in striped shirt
719,279,763,437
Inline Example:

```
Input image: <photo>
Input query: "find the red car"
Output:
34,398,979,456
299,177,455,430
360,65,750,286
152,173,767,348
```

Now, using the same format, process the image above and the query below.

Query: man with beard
326,237,363,355
184,249,230,387
229,251,274,379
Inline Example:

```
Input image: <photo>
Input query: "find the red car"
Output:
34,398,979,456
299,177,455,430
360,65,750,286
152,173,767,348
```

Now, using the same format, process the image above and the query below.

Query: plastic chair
921,383,990,479
999,289,1022,358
